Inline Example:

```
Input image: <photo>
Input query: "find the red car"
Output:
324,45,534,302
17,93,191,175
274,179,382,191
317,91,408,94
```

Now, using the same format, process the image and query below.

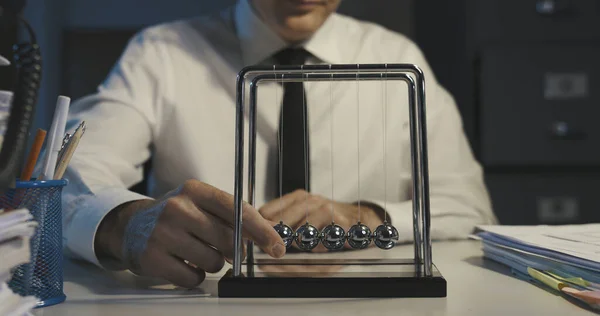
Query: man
62,0,497,289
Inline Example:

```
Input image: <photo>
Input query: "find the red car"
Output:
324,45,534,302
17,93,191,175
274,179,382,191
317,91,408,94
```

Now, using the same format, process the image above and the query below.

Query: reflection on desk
257,264,344,277
35,241,595,316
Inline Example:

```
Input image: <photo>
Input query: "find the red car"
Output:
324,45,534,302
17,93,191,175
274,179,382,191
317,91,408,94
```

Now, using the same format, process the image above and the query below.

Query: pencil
20,129,47,181
53,121,85,180
56,133,71,167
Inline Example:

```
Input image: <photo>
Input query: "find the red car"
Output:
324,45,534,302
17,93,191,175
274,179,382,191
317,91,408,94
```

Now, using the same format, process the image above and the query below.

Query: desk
34,240,595,316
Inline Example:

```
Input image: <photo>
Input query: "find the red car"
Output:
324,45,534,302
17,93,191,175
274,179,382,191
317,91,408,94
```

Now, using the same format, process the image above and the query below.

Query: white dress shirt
61,0,497,267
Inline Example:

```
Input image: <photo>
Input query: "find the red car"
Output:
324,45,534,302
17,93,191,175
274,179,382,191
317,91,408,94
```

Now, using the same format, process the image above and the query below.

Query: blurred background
2,0,599,226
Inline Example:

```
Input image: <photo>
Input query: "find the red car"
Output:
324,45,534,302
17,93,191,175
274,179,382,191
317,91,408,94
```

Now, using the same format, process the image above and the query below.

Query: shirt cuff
63,187,148,269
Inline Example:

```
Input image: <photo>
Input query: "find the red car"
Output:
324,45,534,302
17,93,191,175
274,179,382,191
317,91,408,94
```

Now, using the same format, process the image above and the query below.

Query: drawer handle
537,197,579,223
536,0,572,16
549,121,586,140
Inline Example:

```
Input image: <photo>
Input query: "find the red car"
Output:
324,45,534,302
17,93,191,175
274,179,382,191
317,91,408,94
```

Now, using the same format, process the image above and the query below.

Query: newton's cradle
218,64,447,298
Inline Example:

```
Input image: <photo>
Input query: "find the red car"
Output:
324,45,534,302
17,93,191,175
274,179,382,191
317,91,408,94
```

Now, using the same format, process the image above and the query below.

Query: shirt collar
234,0,343,65
303,13,343,64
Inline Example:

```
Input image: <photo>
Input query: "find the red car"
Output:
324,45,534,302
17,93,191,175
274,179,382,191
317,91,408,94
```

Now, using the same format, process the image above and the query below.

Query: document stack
0,209,38,316
475,224,600,310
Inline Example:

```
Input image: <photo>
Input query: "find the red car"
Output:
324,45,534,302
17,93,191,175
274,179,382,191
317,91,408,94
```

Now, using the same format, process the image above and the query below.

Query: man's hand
259,190,385,252
95,179,286,288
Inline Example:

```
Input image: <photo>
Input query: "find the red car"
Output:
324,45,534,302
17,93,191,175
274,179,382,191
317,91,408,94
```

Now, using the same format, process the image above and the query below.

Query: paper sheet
0,209,32,233
0,283,37,316
0,222,37,243
0,237,31,282
477,224,600,265
0,208,37,316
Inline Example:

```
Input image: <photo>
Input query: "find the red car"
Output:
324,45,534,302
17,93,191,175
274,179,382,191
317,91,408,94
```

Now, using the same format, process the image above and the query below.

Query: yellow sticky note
547,271,590,288
562,287,600,304
527,267,567,291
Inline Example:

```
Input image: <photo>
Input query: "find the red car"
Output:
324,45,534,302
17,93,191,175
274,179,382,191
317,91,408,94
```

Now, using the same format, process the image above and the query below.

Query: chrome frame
233,64,432,277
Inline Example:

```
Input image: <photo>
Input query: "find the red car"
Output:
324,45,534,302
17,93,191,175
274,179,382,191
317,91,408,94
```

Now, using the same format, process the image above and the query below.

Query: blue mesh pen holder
0,179,68,308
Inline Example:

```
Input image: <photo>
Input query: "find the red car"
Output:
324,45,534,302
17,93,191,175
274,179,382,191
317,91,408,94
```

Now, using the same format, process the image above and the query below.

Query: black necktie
273,48,310,196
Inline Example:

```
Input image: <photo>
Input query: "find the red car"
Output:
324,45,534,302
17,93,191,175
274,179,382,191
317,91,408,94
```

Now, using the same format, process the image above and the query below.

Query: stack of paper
475,224,600,310
0,209,38,316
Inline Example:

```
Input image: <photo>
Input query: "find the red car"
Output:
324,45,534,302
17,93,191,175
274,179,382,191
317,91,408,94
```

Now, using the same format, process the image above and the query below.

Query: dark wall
414,0,474,149
0,16,17,92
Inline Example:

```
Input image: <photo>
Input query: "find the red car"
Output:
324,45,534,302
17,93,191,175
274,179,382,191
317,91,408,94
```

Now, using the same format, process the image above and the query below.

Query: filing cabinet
416,0,600,225
486,173,600,225
475,1,600,224
480,46,600,166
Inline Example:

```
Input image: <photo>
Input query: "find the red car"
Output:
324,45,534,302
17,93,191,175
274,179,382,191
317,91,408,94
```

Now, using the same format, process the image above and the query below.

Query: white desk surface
33,240,597,316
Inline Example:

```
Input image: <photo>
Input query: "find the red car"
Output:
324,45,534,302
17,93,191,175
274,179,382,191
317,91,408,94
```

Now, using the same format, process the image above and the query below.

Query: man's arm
61,29,165,268
60,28,288,285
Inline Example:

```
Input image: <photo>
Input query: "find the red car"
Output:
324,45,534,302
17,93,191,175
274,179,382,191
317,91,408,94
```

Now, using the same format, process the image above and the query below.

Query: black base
218,259,446,298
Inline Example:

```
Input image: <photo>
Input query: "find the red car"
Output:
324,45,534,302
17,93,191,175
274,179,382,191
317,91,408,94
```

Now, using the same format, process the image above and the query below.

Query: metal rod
415,74,432,275
245,74,259,268
233,73,245,277
405,74,423,271
246,73,415,81
239,63,422,74
233,64,432,277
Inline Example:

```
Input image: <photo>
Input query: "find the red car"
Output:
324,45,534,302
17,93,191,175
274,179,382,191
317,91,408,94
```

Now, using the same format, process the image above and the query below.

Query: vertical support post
405,75,423,272
246,74,260,268
232,75,245,277
414,71,432,277
246,73,262,266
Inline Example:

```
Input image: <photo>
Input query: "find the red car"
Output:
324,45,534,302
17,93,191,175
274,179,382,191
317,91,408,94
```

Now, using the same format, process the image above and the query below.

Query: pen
39,96,70,180
53,121,85,180
20,129,47,181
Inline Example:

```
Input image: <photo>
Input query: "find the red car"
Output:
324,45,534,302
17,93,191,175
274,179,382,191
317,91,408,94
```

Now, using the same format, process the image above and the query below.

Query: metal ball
295,223,320,251
321,223,346,251
273,222,295,248
347,223,372,249
373,222,399,250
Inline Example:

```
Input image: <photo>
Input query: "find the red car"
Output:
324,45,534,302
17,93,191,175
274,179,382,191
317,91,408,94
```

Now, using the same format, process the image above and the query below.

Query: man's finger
180,179,286,258
165,194,247,261
259,190,309,219
176,206,237,260
143,248,206,288
167,231,225,273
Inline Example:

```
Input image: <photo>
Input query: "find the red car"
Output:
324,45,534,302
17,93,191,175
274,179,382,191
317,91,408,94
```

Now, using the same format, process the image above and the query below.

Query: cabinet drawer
486,173,600,225
471,0,600,42
480,46,600,166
